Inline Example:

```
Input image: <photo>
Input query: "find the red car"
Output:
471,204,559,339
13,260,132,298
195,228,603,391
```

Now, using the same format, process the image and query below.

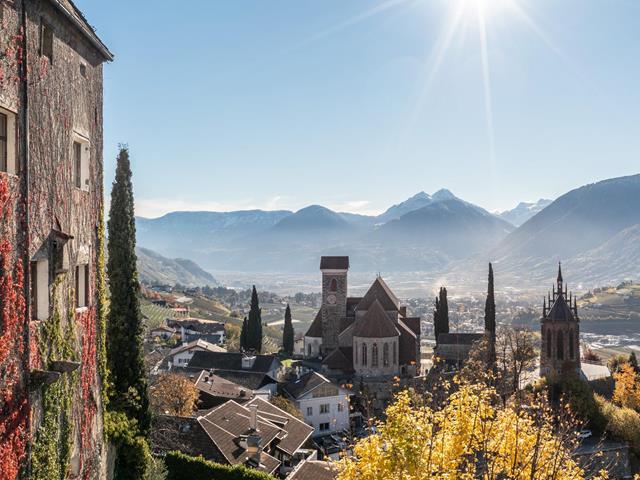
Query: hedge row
164,451,276,480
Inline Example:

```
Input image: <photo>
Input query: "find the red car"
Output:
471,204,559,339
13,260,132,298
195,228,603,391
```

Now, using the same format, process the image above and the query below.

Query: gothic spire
557,262,563,293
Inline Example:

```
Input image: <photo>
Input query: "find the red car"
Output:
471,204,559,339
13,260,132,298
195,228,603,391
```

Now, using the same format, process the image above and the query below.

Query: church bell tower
319,256,349,355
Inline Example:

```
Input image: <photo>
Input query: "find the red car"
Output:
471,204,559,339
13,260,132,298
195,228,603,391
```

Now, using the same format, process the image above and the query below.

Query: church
304,257,421,378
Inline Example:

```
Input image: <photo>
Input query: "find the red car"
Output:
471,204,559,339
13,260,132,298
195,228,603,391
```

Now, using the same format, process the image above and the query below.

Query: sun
459,0,510,20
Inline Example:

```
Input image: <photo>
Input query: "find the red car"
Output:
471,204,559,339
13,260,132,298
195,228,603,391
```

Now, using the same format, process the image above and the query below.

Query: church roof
356,277,400,312
322,347,354,373
320,256,349,270
353,299,399,338
547,294,576,322
305,310,323,337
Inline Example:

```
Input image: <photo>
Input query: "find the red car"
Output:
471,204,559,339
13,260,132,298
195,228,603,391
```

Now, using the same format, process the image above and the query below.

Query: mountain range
135,174,640,288
136,247,218,287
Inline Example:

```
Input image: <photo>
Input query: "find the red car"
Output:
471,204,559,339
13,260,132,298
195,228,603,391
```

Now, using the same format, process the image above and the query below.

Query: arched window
557,331,564,361
568,330,574,360
307,344,312,357
372,343,379,367
393,341,397,365
361,344,367,366
354,342,358,365
329,278,337,292
383,343,389,367
546,333,552,358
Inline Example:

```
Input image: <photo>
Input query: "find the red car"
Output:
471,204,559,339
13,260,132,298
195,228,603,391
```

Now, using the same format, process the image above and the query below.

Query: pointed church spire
557,262,563,294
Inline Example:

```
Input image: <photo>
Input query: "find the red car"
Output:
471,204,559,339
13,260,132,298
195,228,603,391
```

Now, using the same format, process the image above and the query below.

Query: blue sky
77,0,640,218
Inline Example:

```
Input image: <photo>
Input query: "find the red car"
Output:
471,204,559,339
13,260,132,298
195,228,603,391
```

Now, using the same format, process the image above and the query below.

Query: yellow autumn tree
612,363,640,411
150,373,199,416
339,381,604,480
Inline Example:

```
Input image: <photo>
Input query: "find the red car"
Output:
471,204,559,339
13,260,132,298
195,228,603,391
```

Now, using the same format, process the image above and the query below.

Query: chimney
249,404,259,432
242,355,256,370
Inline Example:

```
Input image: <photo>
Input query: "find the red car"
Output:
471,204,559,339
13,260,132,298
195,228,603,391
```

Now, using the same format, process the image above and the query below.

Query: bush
164,451,276,480
596,395,640,457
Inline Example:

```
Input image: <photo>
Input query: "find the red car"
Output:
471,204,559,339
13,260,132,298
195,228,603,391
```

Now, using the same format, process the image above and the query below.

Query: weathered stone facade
320,267,348,354
540,264,581,379
0,1,111,478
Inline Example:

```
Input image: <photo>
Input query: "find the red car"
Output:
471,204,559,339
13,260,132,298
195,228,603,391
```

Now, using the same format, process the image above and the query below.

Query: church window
372,343,378,367
557,331,564,360
354,342,357,365
393,341,397,365
568,330,574,360
383,343,389,367
361,344,367,366
307,344,312,357
329,278,337,292
546,333,552,358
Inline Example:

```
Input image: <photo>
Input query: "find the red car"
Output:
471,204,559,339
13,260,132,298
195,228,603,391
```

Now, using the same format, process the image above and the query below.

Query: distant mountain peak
411,191,432,200
432,189,456,201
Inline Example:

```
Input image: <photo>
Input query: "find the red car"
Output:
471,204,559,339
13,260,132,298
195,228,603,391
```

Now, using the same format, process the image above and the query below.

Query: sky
76,0,640,218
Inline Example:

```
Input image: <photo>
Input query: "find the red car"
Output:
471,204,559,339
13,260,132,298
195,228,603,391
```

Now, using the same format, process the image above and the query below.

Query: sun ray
477,0,497,171
396,0,466,150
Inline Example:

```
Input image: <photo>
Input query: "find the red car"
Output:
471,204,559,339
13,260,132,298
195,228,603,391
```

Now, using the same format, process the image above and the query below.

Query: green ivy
31,279,77,480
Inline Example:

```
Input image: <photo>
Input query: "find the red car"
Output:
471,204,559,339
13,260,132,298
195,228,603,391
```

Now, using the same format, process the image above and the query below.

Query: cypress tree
630,351,639,374
433,297,440,340
106,145,150,478
484,263,496,365
246,286,263,352
283,304,294,356
439,287,449,334
240,317,248,351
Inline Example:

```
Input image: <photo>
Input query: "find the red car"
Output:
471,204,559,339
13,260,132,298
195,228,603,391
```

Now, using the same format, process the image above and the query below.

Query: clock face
327,294,336,305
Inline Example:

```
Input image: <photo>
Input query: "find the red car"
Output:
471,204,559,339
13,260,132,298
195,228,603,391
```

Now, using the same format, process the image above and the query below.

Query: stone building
304,256,421,379
539,264,581,379
0,1,112,477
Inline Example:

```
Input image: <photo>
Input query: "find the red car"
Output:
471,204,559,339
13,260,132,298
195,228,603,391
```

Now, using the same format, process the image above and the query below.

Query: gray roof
320,256,349,270
437,333,484,345
283,371,330,400
356,277,400,312
353,299,399,338
188,351,280,373
288,460,338,480
546,294,576,322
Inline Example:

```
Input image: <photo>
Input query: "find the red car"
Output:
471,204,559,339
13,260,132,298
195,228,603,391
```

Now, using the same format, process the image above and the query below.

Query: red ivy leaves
0,175,28,480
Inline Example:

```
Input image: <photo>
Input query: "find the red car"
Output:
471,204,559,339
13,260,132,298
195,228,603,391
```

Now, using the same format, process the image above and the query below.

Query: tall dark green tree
433,287,449,340
283,304,294,356
240,316,248,350
484,263,497,365
106,145,150,478
246,286,263,352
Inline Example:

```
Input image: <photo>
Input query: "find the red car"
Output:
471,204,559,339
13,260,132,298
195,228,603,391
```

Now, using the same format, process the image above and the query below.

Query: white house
168,339,226,368
282,371,350,437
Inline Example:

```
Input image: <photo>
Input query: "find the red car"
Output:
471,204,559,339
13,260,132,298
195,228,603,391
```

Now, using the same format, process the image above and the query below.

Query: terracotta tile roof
246,397,314,456
305,310,323,338
198,402,282,465
283,371,330,400
288,460,338,480
353,299,399,338
356,277,400,312
194,370,254,401
320,256,349,270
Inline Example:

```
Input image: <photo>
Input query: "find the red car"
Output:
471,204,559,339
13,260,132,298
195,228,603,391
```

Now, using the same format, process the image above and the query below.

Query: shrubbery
164,451,276,480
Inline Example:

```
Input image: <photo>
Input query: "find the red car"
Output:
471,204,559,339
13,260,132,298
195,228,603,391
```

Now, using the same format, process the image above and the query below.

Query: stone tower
319,256,349,354
540,263,581,379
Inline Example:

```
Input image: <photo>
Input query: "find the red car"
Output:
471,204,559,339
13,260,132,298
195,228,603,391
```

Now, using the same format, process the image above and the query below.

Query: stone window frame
40,17,54,62
383,343,389,367
361,343,367,366
0,105,17,175
557,331,564,361
371,343,378,367
71,132,91,191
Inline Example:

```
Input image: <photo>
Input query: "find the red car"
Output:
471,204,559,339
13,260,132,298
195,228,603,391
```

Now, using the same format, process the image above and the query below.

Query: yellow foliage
339,382,599,480
612,363,640,411
149,373,199,416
